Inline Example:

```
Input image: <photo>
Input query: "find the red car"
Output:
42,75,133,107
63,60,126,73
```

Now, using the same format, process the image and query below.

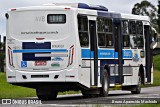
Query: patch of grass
152,55,160,86
0,72,80,98
153,69,160,86
153,55,160,71
59,90,81,95
0,72,36,98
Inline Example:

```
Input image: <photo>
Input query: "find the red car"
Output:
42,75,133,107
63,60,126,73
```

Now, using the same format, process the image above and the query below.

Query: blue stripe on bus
13,49,68,53
78,3,108,11
82,49,132,59
122,50,133,59
98,49,115,58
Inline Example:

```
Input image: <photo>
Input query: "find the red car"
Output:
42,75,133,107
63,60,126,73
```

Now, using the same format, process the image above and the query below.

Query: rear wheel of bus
131,73,141,94
100,69,109,97
36,88,58,100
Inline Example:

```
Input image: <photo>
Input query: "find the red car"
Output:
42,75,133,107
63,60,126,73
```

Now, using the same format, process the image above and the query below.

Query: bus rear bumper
7,68,79,83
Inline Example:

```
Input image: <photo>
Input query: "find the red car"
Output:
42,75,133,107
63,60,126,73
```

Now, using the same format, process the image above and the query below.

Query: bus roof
8,3,108,12
121,13,150,21
8,3,150,22
45,3,108,11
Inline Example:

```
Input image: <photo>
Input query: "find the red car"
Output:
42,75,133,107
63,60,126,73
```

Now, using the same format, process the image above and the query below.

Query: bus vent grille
31,75,49,78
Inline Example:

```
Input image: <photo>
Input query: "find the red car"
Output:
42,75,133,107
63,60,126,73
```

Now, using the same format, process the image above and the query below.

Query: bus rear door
144,24,152,83
113,19,123,84
89,18,98,87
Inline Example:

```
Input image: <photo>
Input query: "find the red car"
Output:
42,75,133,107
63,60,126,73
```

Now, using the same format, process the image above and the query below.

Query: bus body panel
6,4,154,94
6,7,78,83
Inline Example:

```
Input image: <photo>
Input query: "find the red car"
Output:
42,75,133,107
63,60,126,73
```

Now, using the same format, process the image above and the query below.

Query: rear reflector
8,76,16,78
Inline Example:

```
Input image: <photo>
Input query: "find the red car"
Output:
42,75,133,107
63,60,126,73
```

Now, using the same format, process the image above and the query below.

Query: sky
0,0,158,37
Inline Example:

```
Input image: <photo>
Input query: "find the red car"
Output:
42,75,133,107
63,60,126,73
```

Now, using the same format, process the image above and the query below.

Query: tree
157,0,160,33
132,0,157,26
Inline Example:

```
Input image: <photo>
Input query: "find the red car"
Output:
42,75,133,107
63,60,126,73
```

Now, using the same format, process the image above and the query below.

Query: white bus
5,3,157,99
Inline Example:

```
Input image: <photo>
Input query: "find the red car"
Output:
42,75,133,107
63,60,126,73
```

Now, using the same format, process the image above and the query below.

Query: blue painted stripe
98,49,115,58
82,49,132,59
13,49,68,53
81,49,94,58
78,3,108,11
122,50,132,59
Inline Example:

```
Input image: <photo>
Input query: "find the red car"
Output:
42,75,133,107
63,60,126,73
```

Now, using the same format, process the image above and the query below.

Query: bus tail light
70,47,74,65
68,45,74,66
36,38,45,40
65,8,70,10
8,47,14,67
11,8,16,11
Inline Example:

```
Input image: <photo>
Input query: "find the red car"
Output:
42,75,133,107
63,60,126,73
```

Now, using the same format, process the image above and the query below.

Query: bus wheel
131,74,141,94
36,88,58,100
100,69,109,97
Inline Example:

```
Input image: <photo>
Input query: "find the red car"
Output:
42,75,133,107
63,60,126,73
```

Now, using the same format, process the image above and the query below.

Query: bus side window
122,20,130,48
98,33,106,47
130,35,137,48
136,21,143,35
97,17,113,48
78,16,89,47
129,21,136,34
79,33,89,47
136,21,144,48
129,20,137,48
136,35,144,48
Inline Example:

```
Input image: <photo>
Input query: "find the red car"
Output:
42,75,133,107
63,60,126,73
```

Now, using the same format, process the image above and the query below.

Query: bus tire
131,73,141,94
100,69,109,97
36,88,58,100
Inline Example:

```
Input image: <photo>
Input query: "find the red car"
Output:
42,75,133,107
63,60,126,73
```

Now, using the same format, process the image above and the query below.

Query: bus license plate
35,61,47,66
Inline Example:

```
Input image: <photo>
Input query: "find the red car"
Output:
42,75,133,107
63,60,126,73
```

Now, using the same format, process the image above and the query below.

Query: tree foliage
157,0,160,33
132,0,157,25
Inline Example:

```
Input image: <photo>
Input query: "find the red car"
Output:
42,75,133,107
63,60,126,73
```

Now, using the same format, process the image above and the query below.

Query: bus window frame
97,17,114,48
136,21,144,49
77,15,90,48
128,20,144,49
122,20,130,49
129,20,138,49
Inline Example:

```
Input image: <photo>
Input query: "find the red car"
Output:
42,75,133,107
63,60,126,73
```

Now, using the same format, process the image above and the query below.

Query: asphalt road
1,86,160,107
42,86,160,104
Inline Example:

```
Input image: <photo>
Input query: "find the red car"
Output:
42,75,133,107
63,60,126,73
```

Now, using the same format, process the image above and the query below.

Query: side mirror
150,41,157,49
150,27,158,49
154,32,158,42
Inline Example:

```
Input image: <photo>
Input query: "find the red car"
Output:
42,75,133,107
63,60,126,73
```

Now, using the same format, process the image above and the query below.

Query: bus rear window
47,14,66,24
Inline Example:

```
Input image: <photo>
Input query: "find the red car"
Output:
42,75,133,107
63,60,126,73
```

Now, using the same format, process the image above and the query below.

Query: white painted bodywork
121,13,153,85
6,5,79,83
6,4,153,91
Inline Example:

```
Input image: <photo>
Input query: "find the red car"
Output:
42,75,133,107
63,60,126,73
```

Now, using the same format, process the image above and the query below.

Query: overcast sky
0,0,157,36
